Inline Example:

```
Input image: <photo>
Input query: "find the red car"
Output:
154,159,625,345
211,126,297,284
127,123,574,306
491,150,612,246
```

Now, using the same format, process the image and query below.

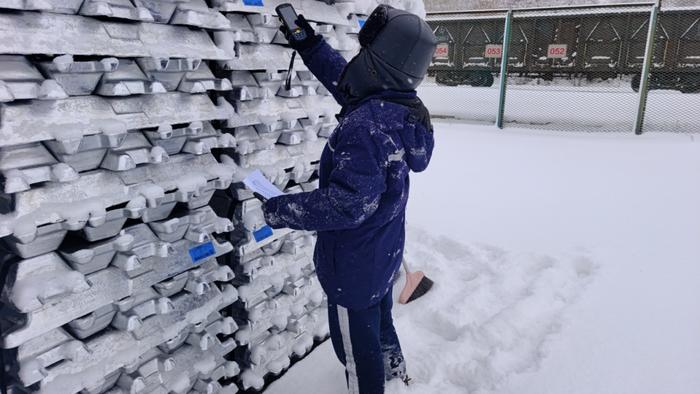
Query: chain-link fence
427,15,506,124
424,2,700,134
645,9,700,132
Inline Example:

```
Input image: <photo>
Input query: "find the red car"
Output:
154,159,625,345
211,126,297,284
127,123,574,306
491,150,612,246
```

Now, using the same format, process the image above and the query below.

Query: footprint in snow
388,227,597,393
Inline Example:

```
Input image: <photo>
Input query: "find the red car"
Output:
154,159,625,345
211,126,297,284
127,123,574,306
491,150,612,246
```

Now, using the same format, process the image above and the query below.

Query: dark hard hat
359,5,437,79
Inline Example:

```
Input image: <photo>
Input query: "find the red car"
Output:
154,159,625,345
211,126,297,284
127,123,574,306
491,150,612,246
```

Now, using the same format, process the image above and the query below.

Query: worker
262,5,436,393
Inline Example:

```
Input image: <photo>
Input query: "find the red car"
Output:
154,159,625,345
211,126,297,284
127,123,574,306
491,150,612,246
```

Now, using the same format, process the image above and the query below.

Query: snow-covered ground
267,117,700,394
418,82,700,133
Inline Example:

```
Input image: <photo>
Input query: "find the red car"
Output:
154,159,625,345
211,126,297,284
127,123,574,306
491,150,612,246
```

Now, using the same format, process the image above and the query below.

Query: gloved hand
261,196,287,229
279,14,322,52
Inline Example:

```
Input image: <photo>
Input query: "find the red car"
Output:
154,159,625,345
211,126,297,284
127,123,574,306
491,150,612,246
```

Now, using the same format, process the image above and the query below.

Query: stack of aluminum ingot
0,0,423,392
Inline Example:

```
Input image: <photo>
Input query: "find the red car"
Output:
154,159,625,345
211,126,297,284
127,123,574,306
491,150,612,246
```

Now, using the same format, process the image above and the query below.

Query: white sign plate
484,44,503,58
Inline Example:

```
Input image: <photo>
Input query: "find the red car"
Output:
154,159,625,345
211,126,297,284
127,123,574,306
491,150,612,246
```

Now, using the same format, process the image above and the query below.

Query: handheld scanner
276,3,307,41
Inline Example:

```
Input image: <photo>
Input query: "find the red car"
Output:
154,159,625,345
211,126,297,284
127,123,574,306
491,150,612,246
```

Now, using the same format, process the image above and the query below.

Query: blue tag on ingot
243,0,263,6
189,241,215,264
253,225,273,242
358,19,366,28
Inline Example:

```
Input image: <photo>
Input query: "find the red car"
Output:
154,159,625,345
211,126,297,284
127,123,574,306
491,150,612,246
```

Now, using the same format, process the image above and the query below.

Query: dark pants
327,291,406,394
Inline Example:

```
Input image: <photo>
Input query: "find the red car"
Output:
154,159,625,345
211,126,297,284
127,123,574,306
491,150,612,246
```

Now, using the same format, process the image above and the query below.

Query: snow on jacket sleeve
401,119,434,173
262,122,387,232
298,38,348,106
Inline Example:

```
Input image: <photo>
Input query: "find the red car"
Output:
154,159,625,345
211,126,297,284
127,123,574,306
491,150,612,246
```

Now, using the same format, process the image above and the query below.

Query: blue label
358,19,366,28
189,241,215,264
243,0,263,6
253,225,273,242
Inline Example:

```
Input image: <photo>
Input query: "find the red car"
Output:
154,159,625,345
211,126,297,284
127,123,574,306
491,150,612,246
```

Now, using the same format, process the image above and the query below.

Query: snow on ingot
0,0,422,392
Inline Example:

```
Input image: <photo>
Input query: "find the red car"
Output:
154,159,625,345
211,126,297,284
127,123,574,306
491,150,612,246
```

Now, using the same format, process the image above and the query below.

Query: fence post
634,0,660,135
496,10,513,129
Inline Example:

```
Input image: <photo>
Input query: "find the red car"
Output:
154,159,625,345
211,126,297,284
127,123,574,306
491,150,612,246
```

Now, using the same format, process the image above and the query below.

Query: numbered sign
547,44,568,59
434,43,449,60
484,44,503,58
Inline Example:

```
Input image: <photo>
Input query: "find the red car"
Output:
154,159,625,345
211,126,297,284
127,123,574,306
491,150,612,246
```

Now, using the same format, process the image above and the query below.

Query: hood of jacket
387,95,434,173
338,90,434,173
336,48,416,106
337,5,436,106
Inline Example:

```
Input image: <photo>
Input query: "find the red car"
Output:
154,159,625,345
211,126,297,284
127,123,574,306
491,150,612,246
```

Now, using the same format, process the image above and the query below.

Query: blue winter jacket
263,39,434,310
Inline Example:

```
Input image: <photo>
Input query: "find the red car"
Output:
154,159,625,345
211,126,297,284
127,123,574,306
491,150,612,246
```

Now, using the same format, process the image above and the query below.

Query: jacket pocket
331,230,379,308
313,233,336,281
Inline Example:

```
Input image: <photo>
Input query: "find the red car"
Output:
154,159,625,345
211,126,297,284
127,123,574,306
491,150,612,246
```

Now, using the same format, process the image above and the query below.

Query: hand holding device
276,3,307,41
276,4,320,51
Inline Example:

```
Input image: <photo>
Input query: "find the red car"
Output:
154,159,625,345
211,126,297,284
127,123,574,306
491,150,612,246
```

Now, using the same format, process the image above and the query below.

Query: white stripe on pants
337,305,360,394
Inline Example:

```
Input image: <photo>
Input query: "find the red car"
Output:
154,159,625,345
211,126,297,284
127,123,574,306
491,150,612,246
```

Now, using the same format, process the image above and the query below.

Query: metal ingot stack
0,0,423,392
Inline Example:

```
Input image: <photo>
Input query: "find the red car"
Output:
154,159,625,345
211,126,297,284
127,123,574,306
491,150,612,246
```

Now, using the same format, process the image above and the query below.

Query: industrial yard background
1,1,698,394
424,0,700,134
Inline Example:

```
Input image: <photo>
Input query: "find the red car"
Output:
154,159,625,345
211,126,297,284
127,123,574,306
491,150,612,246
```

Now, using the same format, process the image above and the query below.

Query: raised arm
279,14,348,106
298,39,348,106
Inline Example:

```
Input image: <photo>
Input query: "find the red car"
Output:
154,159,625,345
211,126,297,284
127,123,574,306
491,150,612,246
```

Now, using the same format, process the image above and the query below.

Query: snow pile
386,227,596,393
270,121,700,394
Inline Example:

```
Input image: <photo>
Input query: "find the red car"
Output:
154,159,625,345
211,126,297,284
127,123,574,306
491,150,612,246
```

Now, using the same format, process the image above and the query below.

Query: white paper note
243,169,285,199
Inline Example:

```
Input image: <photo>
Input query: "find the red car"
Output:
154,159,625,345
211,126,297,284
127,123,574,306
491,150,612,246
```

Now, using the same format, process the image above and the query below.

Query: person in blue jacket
263,5,436,393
